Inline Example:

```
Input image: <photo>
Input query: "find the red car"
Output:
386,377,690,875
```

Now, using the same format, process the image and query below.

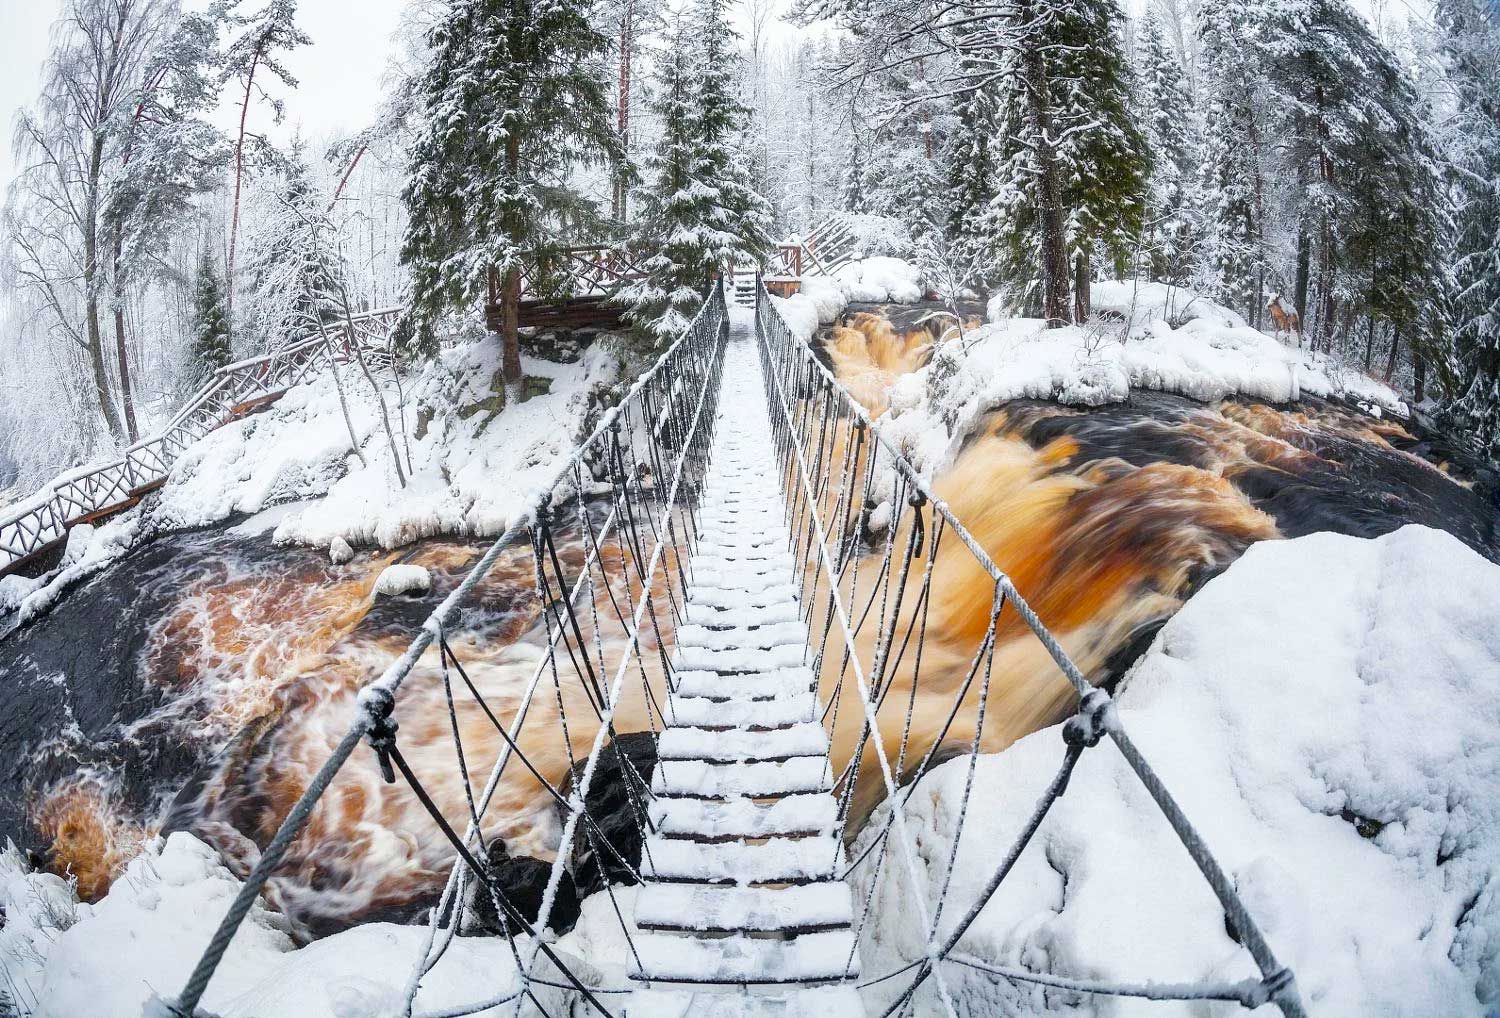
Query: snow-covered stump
625,321,865,1017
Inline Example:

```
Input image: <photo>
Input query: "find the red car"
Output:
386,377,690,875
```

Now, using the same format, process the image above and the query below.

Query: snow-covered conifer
187,248,233,391
1134,1,1198,282
401,0,616,388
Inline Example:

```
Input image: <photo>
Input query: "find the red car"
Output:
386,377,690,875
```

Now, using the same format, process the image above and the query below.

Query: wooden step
649,793,836,840
641,835,842,885
651,757,832,798
657,723,828,763
671,666,816,701
629,929,860,984
664,692,818,729
625,986,864,1018
635,884,853,934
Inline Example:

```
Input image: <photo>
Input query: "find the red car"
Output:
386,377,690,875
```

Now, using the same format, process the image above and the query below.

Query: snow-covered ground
874,280,1406,481
156,337,623,552
4,525,1494,1016
852,523,1500,1017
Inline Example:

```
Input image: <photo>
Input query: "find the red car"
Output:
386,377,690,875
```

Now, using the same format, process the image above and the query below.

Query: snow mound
852,524,1500,1017
373,563,431,597
0,831,573,1017
328,535,354,564
772,276,850,342
874,285,1405,481
833,256,924,303
153,336,622,552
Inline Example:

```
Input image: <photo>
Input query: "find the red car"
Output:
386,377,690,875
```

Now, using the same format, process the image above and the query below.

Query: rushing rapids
1,304,1495,938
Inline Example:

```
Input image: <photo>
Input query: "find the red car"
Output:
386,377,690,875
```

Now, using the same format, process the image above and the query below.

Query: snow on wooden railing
0,306,403,576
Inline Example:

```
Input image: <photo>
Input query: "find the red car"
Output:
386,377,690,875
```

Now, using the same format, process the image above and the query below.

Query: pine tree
984,0,1148,321
945,41,1003,288
188,248,233,391
622,0,769,342
1135,1,1198,282
401,0,618,390
1195,0,1266,318
1436,0,1500,454
621,15,706,343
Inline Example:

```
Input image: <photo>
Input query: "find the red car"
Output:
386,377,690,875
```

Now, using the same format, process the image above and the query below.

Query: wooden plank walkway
626,319,864,1017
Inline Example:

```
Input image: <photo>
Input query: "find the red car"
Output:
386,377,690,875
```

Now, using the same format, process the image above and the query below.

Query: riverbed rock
373,563,431,598
561,730,659,897
464,840,581,937
328,536,354,564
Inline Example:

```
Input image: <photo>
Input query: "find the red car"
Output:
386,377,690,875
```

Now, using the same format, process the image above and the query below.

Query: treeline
796,0,1500,455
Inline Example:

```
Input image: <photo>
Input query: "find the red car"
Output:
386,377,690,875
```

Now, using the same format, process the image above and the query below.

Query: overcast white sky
0,0,410,197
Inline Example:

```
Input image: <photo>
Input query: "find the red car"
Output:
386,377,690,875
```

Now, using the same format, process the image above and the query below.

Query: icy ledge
852,523,1500,1017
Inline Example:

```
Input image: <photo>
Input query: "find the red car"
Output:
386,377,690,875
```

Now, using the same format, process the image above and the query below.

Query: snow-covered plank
635,884,854,933
649,792,837,839
671,666,816,701
675,642,807,673
684,601,803,628
650,757,833,798
687,584,802,611
676,620,807,652
624,986,865,1018
628,929,860,983
664,692,819,729
642,835,842,884
657,723,828,763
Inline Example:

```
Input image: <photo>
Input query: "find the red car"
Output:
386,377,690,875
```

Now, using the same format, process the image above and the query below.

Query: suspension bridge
107,270,1312,1018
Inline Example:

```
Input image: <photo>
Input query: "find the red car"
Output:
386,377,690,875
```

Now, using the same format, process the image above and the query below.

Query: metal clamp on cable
363,685,400,784
909,490,927,557
1062,688,1114,749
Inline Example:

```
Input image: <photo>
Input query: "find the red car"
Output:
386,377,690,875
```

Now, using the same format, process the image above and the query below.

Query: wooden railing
0,307,402,577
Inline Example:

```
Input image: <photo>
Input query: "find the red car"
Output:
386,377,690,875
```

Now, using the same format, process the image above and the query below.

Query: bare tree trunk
1415,354,1426,404
1020,20,1071,327
1364,316,1376,371
502,265,523,392
1074,250,1091,324
328,144,367,211
226,46,264,319
110,231,138,443
84,136,124,440
1384,326,1401,383
613,0,634,222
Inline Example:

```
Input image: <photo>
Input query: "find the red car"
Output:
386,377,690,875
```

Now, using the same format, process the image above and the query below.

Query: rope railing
166,282,728,1018
0,306,403,577
753,280,1308,1018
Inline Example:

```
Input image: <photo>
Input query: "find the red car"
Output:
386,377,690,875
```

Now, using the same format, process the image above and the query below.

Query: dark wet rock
562,730,658,897
465,839,580,937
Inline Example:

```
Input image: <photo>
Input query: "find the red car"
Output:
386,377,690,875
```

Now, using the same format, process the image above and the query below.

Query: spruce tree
188,248,233,391
622,0,769,342
1195,0,1265,318
1135,1,1198,282
945,43,1003,288
983,0,1148,321
401,0,617,391
1436,0,1500,454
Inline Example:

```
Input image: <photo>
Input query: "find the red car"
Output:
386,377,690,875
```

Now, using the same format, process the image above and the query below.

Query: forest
0,0,1497,496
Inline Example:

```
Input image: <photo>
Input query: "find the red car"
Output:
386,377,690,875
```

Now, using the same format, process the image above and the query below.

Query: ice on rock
328,535,354,564
372,563,431,597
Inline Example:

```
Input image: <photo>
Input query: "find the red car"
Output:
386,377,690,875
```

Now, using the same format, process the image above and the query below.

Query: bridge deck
626,321,864,1016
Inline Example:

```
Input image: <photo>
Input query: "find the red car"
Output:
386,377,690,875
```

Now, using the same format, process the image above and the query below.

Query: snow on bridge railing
0,305,403,578
753,279,1307,1017
165,281,729,1018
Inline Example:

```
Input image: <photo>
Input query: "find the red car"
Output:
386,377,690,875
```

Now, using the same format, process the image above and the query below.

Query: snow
874,280,1407,482
0,831,574,1018
327,535,354,564
0,511,143,625
832,256,925,303
152,335,622,552
372,563,431,597
851,524,1500,1017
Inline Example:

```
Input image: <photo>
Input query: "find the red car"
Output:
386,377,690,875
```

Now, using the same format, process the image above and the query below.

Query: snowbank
153,337,622,552
0,832,574,1018
852,524,1500,1017
876,281,1405,481
772,276,850,342
833,256,925,303
0,511,143,625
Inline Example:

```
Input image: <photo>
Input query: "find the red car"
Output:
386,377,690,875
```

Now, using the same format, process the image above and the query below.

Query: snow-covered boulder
328,535,354,564
853,524,1500,1017
373,563,431,597
833,257,925,303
